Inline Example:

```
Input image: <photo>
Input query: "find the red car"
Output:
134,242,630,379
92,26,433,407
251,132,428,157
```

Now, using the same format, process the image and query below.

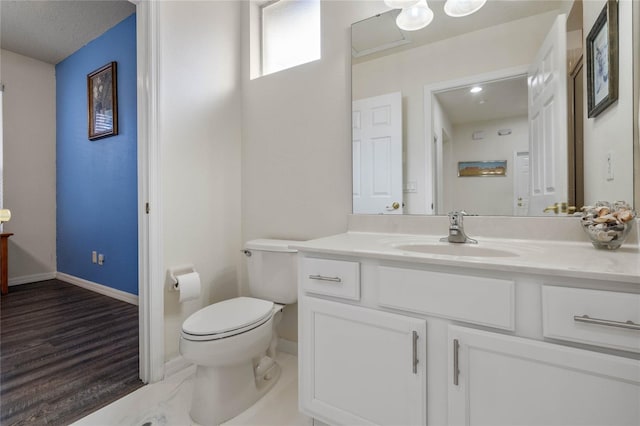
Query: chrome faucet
440,211,477,244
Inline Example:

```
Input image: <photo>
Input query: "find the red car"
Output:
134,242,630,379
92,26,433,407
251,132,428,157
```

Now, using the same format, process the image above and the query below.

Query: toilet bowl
179,239,299,426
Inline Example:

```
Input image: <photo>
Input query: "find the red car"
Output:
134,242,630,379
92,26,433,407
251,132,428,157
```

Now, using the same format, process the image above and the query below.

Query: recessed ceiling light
470,86,483,93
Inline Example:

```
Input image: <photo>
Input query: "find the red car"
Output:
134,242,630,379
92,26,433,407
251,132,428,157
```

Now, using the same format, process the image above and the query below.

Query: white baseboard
278,338,298,356
56,272,138,306
8,272,57,286
164,355,193,378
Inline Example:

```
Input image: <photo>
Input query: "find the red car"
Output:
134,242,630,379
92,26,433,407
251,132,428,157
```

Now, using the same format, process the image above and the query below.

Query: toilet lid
182,297,274,337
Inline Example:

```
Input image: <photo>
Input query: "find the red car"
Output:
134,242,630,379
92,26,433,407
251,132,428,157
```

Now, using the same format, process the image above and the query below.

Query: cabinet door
448,326,640,426
300,297,427,426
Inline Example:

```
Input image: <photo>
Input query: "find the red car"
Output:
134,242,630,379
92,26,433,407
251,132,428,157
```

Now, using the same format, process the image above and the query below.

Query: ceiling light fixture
470,86,483,93
444,0,487,17
386,0,486,32
396,0,434,31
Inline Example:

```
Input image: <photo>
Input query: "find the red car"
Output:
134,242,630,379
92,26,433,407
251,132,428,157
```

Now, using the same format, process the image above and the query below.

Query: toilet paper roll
174,271,201,302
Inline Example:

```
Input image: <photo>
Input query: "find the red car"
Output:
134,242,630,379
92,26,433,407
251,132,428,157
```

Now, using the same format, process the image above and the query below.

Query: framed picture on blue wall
88,61,118,140
586,0,618,118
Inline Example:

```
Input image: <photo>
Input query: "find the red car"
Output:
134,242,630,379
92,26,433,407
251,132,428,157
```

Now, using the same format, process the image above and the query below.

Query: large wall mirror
352,0,638,217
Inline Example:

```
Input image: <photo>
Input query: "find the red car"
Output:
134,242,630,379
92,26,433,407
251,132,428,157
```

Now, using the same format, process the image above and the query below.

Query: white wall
582,0,634,205
445,116,529,216
241,1,387,342
1,49,57,283
353,11,558,214
160,1,242,361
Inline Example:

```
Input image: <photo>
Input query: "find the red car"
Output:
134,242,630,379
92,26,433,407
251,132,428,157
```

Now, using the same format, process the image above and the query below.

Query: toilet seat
182,297,275,342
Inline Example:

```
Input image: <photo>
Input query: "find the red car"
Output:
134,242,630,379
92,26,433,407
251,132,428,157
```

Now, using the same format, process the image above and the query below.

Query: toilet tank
245,239,299,304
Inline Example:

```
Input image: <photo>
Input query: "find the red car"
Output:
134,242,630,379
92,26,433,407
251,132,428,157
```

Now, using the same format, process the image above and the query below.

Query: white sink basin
393,243,519,258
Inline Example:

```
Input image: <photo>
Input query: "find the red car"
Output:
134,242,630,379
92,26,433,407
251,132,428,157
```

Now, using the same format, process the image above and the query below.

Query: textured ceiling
1,0,136,65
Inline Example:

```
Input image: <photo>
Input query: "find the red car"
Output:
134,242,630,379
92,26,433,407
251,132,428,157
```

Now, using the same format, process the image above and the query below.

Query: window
260,0,321,76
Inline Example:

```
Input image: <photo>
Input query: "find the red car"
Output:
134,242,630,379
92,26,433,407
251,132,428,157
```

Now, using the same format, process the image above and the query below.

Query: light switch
403,181,418,193
92,251,97,264
606,151,614,181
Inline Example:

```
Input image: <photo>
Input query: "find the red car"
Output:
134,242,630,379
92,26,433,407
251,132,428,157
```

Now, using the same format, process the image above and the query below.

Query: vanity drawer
378,266,515,330
301,258,360,301
542,286,640,353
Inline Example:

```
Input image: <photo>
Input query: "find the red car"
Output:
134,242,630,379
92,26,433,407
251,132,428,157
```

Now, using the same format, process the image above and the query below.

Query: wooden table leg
1,233,14,295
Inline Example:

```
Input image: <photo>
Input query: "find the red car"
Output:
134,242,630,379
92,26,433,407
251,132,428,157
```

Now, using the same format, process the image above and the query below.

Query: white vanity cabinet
299,297,427,426
299,256,427,425
297,249,640,426
448,326,640,426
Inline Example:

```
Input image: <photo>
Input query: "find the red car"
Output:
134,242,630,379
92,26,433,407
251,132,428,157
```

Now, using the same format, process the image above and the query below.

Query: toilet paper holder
169,264,197,289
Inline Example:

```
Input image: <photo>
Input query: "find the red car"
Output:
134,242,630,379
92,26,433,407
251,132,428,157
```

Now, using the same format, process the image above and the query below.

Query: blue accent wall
56,14,138,295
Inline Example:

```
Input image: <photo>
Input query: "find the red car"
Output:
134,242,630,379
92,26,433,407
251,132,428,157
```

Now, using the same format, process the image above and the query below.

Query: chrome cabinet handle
308,274,342,283
412,331,419,374
453,339,460,386
573,315,640,331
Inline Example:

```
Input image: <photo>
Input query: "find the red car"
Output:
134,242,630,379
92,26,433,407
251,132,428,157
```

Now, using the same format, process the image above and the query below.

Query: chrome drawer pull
573,315,640,331
412,331,419,374
453,339,460,386
308,274,342,283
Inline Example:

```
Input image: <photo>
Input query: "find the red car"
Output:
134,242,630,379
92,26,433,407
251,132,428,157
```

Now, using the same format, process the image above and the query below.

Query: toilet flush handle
241,249,252,257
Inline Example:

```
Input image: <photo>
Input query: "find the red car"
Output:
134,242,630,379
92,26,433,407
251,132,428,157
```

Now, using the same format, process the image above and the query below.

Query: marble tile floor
73,353,312,426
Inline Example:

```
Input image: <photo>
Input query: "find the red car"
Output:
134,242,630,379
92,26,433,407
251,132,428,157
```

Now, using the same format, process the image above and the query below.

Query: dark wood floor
0,279,144,425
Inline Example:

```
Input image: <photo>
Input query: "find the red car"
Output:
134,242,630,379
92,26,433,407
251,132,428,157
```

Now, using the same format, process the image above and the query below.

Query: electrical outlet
92,251,97,264
98,254,105,266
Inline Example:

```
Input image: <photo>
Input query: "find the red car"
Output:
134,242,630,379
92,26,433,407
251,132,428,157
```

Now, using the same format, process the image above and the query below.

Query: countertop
291,232,640,284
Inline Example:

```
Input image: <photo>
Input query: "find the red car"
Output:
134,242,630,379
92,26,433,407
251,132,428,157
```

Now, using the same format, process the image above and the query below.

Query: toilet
179,239,299,426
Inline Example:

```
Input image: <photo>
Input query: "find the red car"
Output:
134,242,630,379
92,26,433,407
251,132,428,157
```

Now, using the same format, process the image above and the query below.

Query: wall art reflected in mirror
352,0,636,217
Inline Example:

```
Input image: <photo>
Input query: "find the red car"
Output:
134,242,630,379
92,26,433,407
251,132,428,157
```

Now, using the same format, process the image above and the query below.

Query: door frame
0,86,4,230
133,0,164,384
424,65,528,215
512,150,530,216
568,56,584,210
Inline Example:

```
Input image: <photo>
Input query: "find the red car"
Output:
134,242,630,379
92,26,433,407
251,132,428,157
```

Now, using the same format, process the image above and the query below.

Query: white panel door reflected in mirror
353,92,404,215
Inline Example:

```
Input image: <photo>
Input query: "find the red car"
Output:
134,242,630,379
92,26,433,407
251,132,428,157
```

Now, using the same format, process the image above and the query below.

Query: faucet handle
447,211,457,225
448,210,467,225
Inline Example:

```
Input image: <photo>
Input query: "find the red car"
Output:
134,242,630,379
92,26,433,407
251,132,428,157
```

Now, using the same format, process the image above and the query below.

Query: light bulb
444,0,487,17
0,209,11,223
384,0,420,9
396,0,434,31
